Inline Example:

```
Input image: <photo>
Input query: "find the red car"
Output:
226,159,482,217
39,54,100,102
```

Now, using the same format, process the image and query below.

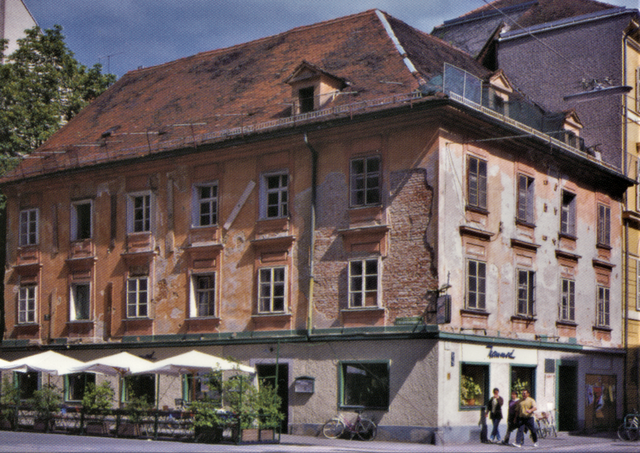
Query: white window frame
260,172,289,219
350,155,381,207
560,191,576,237
516,173,535,224
126,276,149,318
597,203,611,247
466,259,486,310
348,258,381,308
467,156,487,210
192,182,218,228
516,269,536,317
258,266,287,313
189,273,216,318
636,159,640,212
559,278,575,322
596,285,610,328
18,284,37,324
19,208,39,246
126,191,154,234
70,199,93,241
70,282,91,321
636,259,640,311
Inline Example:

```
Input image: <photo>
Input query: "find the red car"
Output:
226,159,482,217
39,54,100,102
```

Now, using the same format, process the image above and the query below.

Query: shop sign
461,343,537,364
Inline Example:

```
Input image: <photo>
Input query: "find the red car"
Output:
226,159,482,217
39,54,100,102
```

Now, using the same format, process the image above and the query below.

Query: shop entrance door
558,364,578,431
257,363,289,433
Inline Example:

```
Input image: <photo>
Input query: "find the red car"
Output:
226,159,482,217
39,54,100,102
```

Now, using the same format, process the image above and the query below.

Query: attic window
299,87,315,113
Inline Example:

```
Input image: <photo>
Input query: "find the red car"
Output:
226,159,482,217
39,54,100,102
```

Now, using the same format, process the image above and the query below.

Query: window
258,267,286,313
560,191,576,236
19,208,38,246
71,200,92,241
517,269,535,317
517,174,535,224
559,278,575,322
349,259,379,308
460,363,488,408
350,156,381,207
16,371,39,401
70,283,91,321
193,183,218,227
183,372,222,403
65,373,95,402
597,204,610,247
636,159,640,212
261,173,288,219
123,375,155,405
466,259,486,310
596,286,610,328
190,274,216,317
637,260,640,311
127,192,152,233
127,276,148,318
511,366,535,399
340,362,389,410
18,284,36,324
467,156,487,210
636,66,640,113
298,86,315,113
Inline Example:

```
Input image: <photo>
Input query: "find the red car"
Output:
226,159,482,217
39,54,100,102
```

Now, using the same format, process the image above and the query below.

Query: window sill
252,312,291,331
67,320,94,325
515,219,536,229
592,325,612,332
558,232,577,241
511,315,536,322
556,320,577,327
596,243,612,251
465,205,489,215
510,238,540,251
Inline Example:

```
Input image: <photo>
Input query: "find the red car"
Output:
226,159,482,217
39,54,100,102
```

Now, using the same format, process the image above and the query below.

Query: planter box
85,421,109,435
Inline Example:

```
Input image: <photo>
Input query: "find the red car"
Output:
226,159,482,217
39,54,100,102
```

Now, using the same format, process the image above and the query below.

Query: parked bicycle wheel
617,423,639,442
322,419,345,439
536,420,547,439
355,419,377,441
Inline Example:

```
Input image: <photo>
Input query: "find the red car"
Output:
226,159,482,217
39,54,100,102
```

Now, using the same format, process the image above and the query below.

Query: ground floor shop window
123,374,155,405
339,361,389,410
511,366,536,399
182,372,222,403
16,371,39,401
65,373,95,402
460,363,488,408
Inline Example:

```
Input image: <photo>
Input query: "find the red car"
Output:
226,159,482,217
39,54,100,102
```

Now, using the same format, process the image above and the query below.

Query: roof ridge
124,9,381,77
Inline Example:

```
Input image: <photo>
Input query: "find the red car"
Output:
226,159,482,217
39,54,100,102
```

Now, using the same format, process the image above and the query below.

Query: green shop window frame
338,360,390,411
460,362,489,410
510,364,536,399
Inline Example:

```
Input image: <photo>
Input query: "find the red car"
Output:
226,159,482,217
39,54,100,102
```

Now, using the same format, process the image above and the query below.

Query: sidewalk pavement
279,431,625,452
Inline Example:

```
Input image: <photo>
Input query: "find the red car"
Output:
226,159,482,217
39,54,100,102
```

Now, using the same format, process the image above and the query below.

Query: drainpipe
303,133,317,338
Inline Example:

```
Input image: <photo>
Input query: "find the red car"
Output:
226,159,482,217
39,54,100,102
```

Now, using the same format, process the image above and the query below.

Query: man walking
512,389,538,448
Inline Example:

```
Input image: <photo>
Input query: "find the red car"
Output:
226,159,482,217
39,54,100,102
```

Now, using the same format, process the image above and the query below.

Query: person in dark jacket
501,390,520,445
485,388,504,443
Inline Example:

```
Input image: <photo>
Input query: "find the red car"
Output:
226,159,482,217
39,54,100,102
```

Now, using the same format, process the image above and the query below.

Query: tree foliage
0,25,115,172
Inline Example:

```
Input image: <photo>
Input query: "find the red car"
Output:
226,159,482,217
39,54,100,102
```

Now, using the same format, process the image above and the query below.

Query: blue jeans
516,417,537,445
490,418,501,441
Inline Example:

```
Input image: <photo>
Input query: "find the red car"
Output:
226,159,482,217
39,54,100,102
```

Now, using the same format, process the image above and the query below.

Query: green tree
0,25,115,341
0,25,115,170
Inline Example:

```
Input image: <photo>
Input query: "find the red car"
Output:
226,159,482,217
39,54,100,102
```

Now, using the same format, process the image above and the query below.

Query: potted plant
118,389,152,437
81,381,114,435
29,383,62,432
0,377,20,430
460,375,482,406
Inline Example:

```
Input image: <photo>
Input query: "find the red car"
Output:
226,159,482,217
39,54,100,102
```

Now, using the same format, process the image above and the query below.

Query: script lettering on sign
486,345,516,359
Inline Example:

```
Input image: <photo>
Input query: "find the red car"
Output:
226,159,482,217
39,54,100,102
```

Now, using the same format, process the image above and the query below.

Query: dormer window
299,86,315,113
286,61,346,115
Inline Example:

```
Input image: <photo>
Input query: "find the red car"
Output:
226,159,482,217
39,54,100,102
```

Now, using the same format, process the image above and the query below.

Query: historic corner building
0,10,632,444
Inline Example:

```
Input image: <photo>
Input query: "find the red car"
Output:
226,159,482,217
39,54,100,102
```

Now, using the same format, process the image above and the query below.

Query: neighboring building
433,0,640,425
0,10,632,443
0,0,36,59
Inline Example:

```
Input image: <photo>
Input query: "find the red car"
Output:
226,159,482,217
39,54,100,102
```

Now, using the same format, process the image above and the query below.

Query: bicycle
618,409,639,442
535,411,557,438
322,408,377,441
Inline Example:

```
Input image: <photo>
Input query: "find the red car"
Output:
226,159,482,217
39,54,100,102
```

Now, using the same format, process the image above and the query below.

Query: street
0,430,638,453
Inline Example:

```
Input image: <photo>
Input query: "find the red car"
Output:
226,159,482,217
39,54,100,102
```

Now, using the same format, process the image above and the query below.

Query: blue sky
22,0,640,78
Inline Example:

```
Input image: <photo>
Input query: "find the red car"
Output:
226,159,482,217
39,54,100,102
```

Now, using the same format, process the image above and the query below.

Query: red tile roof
2,9,490,183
